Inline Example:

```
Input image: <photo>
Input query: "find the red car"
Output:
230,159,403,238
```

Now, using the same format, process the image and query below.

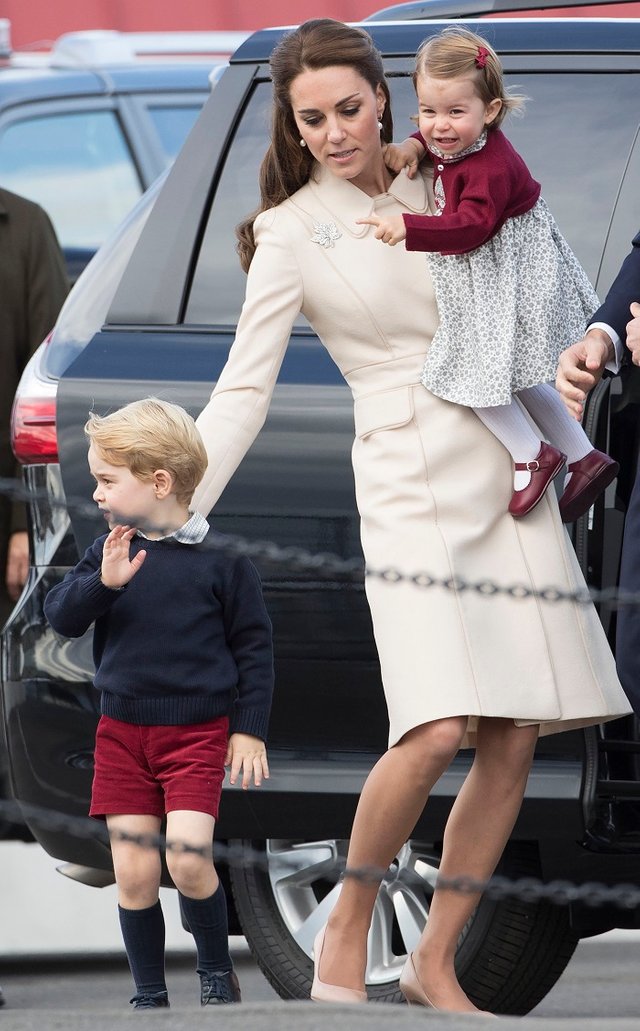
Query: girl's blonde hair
85,398,207,506
414,27,525,130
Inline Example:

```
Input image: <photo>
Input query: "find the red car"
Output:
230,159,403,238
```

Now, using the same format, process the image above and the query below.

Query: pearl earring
299,138,306,147
377,118,383,131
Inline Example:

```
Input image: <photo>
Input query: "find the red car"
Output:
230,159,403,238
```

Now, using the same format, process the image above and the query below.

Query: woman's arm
192,209,304,517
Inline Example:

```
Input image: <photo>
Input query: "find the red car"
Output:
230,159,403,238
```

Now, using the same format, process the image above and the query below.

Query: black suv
3,3,640,1015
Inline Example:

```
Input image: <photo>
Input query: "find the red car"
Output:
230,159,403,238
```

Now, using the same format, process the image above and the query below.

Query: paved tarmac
1,1003,640,1031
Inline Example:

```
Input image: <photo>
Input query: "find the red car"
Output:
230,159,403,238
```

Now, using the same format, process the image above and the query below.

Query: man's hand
6,530,29,601
625,301,640,365
225,733,269,789
556,328,614,421
356,213,407,246
101,525,146,589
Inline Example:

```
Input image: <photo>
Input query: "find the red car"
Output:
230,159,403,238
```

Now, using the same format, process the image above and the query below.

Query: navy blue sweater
44,530,273,740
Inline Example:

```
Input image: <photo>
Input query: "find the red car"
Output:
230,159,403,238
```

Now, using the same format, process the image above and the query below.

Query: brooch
311,221,341,248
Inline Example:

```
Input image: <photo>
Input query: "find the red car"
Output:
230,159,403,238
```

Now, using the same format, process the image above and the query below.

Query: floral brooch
311,221,341,248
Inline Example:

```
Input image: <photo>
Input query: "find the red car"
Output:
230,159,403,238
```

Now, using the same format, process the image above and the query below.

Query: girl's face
290,65,386,193
416,73,501,156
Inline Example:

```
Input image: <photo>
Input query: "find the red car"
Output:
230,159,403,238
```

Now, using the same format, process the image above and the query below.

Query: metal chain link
2,476,639,607
4,798,640,910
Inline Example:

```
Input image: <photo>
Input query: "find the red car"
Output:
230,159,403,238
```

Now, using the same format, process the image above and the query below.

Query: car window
185,71,638,325
146,104,203,162
0,108,142,250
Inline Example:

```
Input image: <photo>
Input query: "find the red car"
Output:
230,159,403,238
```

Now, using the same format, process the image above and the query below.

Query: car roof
0,27,245,106
0,61,217,105
232,16,640,62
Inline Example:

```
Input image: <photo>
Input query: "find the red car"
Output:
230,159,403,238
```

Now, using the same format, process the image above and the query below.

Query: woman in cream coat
192,19,631,1014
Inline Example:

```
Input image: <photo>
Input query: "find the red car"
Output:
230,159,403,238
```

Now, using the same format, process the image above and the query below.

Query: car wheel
228,838,578,1013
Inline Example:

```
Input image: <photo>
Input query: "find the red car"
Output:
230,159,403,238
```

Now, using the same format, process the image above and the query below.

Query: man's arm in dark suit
591,231,640,342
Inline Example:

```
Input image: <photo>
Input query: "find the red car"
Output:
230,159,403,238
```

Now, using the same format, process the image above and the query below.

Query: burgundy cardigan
403,128,541,256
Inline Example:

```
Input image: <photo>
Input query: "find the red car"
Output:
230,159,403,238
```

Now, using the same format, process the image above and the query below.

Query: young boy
44,398,274,1010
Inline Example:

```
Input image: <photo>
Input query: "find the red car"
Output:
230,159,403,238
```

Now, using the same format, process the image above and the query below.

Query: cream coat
193,163,631,748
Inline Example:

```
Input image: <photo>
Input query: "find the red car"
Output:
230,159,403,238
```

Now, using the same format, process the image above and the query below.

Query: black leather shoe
200,969,242,1005
130,990,170,1009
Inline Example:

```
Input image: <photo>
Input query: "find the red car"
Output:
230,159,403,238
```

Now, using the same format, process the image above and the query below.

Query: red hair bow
475,46,489,69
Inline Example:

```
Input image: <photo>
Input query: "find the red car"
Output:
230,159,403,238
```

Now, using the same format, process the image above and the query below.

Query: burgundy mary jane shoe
508,443,566,519
558,449,619,524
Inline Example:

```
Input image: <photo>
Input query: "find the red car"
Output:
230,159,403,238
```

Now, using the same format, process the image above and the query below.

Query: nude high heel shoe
399,953,435,1007
310,926,368,1004
399,953,497,1017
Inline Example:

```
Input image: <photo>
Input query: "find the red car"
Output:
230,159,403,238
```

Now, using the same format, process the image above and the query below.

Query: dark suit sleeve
591,231,640,341
10,203,69,535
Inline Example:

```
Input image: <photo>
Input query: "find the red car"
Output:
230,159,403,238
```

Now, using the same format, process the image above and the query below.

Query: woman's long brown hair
236,18,393,272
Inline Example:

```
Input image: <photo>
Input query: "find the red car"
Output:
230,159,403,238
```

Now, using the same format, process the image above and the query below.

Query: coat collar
304,161,430,239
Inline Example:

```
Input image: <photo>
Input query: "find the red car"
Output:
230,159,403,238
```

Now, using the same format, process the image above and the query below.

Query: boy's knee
167,851,217,896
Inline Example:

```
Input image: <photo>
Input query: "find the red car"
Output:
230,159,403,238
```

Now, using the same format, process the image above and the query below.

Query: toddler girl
359,27,617,521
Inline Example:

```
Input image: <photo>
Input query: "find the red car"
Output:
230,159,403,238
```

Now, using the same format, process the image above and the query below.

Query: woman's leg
319,716,468,991
411,718,539,1013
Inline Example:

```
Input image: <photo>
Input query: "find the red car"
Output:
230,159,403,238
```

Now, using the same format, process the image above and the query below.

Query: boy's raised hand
101,525,146,589
226,733,269,789
356,213,407,246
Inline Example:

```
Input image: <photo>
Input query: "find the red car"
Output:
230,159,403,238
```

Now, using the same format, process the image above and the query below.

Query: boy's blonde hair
85,398,208,506
414,27,525,130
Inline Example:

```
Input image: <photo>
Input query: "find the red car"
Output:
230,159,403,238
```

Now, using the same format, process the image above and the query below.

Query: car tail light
11,335,59,465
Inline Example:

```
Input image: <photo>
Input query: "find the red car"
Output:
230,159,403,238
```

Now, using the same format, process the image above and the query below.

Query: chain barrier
2,475,639,608
3,798,640,910
4,476,640,915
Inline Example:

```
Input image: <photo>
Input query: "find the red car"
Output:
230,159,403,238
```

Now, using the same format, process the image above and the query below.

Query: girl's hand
225,733,269,789
382,138,424,180
356,213,407,246
101,525,146,589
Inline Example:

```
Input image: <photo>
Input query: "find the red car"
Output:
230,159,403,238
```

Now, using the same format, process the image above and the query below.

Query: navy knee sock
179,884,232,975
118,901,167,994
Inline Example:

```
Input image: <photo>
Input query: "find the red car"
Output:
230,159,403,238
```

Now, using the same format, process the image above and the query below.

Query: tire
228,837,579,1013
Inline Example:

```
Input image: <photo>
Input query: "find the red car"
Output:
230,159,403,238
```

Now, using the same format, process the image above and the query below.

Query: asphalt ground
1,935,640,1030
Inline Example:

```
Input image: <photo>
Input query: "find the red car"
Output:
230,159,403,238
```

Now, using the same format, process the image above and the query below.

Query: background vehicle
0,21,245,281
3,2,640,1015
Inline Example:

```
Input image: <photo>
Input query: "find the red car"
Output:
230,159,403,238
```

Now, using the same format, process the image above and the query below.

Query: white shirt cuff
589,321,623,373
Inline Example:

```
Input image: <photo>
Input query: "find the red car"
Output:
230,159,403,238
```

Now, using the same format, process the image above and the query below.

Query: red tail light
11,397,58,465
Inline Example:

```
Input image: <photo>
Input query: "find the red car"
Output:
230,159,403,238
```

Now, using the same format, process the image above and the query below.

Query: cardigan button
437,163,444,171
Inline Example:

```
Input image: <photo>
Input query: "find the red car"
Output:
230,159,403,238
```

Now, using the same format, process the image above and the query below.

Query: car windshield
44,171,167,379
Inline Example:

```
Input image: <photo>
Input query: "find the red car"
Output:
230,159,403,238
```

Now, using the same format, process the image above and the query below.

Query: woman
192,18,630,1014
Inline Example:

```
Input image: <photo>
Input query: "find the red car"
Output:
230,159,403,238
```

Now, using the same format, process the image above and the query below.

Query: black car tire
228,838,578,1013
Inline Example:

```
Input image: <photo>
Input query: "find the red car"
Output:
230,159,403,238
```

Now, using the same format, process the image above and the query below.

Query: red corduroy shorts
89,714,229,820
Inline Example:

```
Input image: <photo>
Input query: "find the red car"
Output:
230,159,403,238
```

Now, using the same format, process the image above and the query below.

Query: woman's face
290,65,386,190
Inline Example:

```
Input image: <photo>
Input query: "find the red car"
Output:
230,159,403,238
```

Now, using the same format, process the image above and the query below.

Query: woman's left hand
357,213,406,246
225,733,270,789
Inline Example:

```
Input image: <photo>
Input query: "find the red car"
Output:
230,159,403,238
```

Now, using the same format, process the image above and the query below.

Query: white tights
473,383,592,489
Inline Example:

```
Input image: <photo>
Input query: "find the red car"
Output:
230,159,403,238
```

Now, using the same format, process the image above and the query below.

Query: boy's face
88,444,159,530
